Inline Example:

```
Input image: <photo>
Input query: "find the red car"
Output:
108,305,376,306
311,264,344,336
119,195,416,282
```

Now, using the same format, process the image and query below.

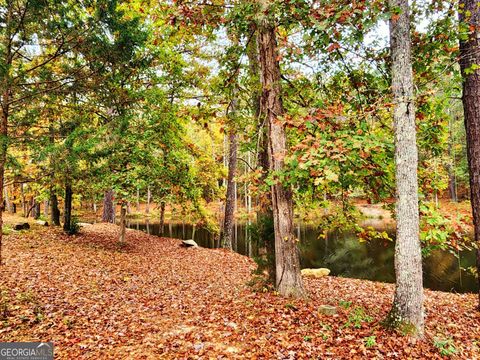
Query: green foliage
2,225,12,236
344,307,373,329
433,337,458,357
66,216,80,236
419,202,472,256
364,335,377,348
249,214,275,281
338,300,352,309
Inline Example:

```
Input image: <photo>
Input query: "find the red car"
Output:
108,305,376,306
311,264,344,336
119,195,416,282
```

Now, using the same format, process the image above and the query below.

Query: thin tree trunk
0,2,13,266
119,202,127,243
448,116,458,202
27,197,34,218
63,183,73,232
50,190,61,226
43,199,49,218
3,187,11,213
21,183,26,217
33,199,40,220
0,107,6,266
257,2,305,298
102,189,115,223
222,129,238,250
385,0,424,335
146,187,151,214
459,0,480,309
159,201,166,236
136,188,140,212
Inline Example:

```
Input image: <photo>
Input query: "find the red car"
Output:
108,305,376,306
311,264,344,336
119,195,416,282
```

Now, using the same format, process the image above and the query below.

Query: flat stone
318,305,337,316
301,268,330,278
77,222,93,227
181,239,198,248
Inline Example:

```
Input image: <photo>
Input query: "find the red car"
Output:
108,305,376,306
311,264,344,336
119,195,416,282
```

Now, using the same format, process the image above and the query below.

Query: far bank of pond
124,219,478,294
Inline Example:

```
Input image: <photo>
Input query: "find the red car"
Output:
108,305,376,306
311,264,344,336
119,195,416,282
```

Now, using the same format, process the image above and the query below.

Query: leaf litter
0,222,478,359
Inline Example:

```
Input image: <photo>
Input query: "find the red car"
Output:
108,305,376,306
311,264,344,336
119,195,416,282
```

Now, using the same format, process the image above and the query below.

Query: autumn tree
0,0,91,261
385,0,424,335
459,0,480,308
256,0,305,297
220,32,242,250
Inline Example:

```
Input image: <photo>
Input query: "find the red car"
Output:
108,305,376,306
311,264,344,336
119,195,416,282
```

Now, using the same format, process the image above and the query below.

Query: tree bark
386,0,424,335
102,189,115,223
119,202,127,243
248,23,276,284
257,2,305,298
136,188,140,212
459,0,480,309
50,190,61,226
43,199,49,218
33,199,40,220
0,101,6,266
63,182,73,232
3,187,11,213
222,129,237,250
159,201,166,236
21,183,26,217
0,2,14,266
146,186,151,214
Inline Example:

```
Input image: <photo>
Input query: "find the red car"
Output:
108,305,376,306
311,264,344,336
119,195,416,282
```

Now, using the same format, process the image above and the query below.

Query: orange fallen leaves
0,223,478,359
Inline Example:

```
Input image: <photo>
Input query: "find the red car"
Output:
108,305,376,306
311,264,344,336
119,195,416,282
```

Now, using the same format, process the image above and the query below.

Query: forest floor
0,214,478,359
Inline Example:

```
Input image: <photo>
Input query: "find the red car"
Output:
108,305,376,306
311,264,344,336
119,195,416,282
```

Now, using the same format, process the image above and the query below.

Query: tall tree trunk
459,0,480,309
447,117,458,202
159,201,166,236
33,199,40,220
385,0,424,335
0,2,14,265
248,22,276,284
63,183,73,232
119,202,127,243
146,186,151,214
21,183,26,217
102,189,115,223
3,187,11,213
257,2,305,298
136,188,140,212
26,197,34,218
0,103,6,266
50,190,61,226
222,129,238,250
43,199,49,218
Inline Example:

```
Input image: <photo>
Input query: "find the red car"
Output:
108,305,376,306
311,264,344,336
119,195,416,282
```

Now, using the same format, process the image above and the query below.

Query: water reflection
126,219,478,294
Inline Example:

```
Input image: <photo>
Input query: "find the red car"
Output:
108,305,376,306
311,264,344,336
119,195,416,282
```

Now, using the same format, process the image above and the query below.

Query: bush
66,216,80,235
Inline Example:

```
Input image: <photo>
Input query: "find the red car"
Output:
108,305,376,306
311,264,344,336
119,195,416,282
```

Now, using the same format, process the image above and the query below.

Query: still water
126,219,478,294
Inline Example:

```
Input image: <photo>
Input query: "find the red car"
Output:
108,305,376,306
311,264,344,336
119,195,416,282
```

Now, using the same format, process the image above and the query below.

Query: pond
126,219,478,294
